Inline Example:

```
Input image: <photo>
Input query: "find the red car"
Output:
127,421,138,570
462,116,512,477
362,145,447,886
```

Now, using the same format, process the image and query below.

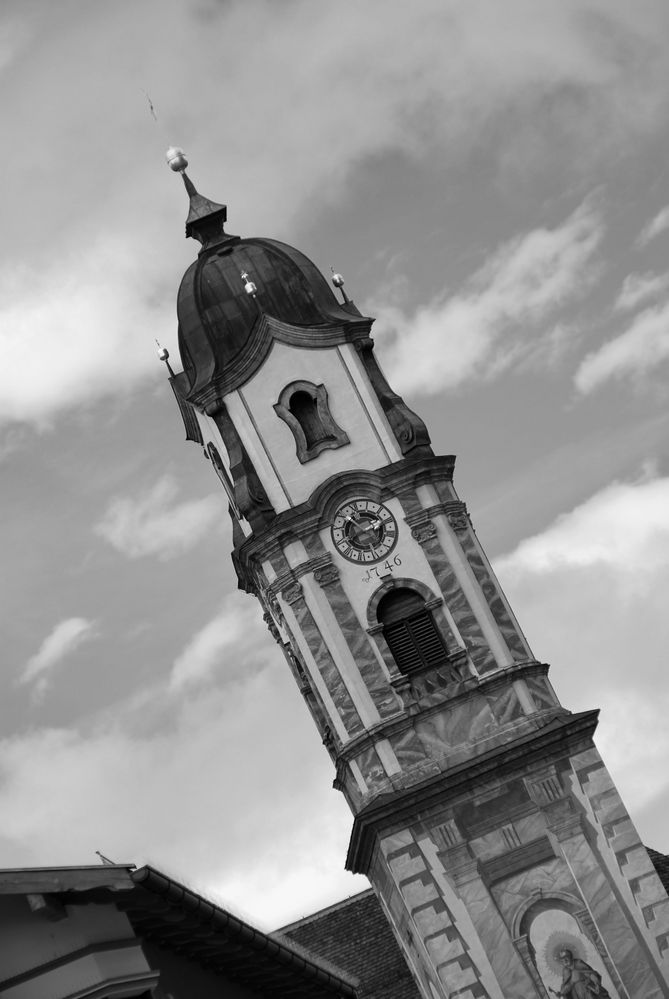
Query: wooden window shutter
379,589,448,676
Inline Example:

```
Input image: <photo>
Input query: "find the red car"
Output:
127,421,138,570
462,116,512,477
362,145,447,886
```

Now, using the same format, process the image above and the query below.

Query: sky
1,0,669,930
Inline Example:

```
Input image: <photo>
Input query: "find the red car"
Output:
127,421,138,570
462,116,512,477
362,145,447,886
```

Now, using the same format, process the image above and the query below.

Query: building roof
124,865,358,999
0,863,357,999
278,890,419,999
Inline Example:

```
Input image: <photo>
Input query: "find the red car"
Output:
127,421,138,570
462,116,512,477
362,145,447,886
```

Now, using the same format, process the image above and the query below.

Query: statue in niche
550,949,610,998
526,908,618,998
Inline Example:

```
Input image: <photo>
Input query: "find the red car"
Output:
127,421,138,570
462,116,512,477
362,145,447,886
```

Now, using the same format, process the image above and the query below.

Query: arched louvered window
288,390,328,449
377,588,448,676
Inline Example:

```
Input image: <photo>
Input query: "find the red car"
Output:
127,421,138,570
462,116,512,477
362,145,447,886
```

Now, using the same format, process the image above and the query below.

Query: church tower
163,149,669,999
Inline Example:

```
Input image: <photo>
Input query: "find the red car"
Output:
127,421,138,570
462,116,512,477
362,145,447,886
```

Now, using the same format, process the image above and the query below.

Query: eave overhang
123,865,359,999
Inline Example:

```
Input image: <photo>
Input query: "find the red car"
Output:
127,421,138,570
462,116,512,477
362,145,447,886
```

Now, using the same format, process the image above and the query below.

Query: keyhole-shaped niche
274,380,349,463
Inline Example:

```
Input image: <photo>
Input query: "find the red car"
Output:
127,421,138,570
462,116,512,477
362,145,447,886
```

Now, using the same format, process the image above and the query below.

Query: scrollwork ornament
280,581,304,606
411,522,437,545
448,512,469,534
263,612,281,644
314,563,340,588
268,591,280,613
322,724,335,751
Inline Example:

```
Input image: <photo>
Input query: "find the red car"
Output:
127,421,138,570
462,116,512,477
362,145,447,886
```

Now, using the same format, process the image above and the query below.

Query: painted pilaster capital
280,581,304,606
411,522,437,545
447,508,470,533
314,562,340,588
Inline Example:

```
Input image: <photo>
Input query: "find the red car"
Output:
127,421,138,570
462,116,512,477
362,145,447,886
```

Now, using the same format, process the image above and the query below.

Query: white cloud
95,476,223,561
495,471,669,832
497,469,669,577
635,205,669,248
374,200,602,395
2,1,669,429
0,238,172,428
614,271,669,312
575,298,669,393
0,662,366,927
20,618,97,696
169,594,270,692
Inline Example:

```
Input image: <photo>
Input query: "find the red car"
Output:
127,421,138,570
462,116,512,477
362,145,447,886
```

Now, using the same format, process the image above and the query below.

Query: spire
166,146,231,248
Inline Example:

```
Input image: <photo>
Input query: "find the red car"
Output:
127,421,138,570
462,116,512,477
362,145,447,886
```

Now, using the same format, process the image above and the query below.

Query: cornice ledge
404,499,466,529
335,661,550,766
267,554,334,596
345,708,600,874
234,454,458,565
186,315,373,407
475,660,548,693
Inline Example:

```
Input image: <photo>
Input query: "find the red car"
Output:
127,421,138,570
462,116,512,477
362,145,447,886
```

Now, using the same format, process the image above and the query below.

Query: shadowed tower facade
163,149,669,999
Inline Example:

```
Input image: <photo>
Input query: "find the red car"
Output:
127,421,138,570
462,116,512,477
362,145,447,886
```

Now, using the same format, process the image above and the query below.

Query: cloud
495,470,669,835
0,659,366,927
169,594,271,692
95,476,223,560
613,271,669,312
574,298,669,393
3,0,669,429
373,200,602,395
0,238,172,428
636,205,669,248
20,618,97,696
497,468,669,577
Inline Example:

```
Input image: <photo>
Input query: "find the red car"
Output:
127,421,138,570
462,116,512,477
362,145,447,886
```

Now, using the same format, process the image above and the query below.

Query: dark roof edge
131,865,358,996
277,888,375,934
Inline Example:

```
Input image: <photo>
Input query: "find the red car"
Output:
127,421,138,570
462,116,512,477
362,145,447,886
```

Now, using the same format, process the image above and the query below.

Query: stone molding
335,661,554,769
234,455,457,577
411,522,437,545
185,311,371,410
479,835,555,886
267,554,334,600
280,581,304,606
514,933,551,998
346,710,599,873
274,380,350,464
354,336,432,457
404,500,467,529
314,563,341,588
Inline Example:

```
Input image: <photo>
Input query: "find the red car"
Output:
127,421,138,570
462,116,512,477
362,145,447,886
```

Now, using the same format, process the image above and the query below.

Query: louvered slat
384,621,421,674
408,612,447,668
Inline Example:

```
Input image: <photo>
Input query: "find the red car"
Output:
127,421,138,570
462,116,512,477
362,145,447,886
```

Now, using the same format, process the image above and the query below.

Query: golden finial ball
166,146,188,172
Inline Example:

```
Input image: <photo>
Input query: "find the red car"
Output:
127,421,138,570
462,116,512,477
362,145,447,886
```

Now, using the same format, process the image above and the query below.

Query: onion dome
166,148,364,410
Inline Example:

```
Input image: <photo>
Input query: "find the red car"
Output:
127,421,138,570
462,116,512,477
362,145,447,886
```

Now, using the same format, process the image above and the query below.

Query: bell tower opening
377,587,448,675
274,380,349,463
289,389,330,448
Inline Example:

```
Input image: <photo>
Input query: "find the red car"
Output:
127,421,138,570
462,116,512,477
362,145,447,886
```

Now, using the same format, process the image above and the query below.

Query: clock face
331,498,398,563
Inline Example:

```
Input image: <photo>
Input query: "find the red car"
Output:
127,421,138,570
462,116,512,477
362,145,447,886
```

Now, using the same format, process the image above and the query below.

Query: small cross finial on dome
165,146,229,247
